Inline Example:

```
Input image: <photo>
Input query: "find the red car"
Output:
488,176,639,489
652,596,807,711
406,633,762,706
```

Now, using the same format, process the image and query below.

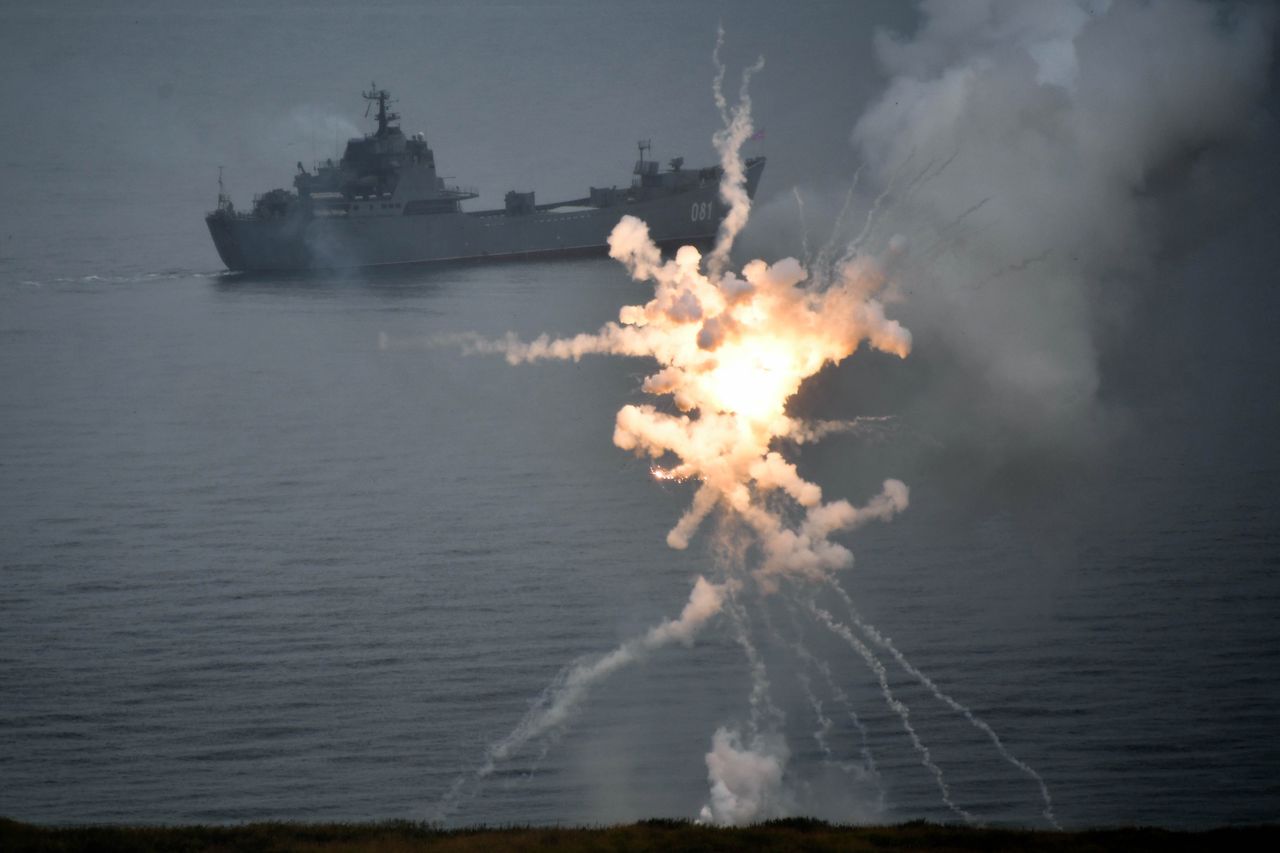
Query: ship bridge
291,85,476,211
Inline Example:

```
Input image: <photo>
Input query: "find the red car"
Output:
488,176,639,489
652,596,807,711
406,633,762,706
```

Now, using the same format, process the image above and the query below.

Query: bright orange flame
650,465,689,483
486,222,912,577
701,340,799,421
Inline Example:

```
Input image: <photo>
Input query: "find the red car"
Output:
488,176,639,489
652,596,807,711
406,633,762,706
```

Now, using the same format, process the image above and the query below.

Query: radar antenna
633,139,657,179
362,82,399,136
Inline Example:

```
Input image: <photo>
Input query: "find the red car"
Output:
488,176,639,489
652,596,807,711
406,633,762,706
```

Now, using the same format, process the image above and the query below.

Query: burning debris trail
443,40,1055,828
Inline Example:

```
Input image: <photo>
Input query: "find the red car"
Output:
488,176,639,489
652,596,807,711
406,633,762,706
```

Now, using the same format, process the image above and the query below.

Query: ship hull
207,159,764,272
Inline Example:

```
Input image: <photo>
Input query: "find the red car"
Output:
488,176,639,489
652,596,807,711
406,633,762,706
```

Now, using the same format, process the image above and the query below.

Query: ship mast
363,83,399,136
215,165,233,213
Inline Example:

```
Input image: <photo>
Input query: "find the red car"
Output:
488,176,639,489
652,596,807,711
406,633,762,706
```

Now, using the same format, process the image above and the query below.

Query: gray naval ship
206,86,766,272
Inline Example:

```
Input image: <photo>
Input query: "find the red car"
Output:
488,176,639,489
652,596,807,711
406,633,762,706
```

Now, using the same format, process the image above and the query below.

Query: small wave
11,269,224,288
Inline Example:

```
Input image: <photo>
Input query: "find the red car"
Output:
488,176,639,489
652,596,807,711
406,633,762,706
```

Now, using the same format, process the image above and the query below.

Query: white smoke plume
844,0,1276,438
477,225,912,585
444,25,1072,827
696,594,793,826
708,26,765,277
447,47,917,823
697,727,791,826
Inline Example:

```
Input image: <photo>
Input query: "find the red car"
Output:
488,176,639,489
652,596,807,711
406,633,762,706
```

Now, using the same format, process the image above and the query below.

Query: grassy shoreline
3,817,1278,852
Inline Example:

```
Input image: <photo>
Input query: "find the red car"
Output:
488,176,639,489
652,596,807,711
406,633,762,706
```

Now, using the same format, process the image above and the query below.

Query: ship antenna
363,82,398,136
637,138,651,167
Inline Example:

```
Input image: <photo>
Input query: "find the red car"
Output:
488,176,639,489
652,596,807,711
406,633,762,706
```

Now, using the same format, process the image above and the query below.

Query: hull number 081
690,201,714,222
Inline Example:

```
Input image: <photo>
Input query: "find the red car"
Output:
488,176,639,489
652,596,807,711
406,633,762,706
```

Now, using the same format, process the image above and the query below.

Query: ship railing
207,208,257,221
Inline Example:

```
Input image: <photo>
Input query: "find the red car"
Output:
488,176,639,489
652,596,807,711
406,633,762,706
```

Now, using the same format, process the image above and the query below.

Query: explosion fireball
442,32,1057,829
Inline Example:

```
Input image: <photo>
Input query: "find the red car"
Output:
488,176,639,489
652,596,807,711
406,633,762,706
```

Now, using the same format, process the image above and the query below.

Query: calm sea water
2,0,1278,831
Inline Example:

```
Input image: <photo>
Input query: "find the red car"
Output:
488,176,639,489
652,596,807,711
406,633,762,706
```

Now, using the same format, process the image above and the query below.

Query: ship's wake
436,30,1056,828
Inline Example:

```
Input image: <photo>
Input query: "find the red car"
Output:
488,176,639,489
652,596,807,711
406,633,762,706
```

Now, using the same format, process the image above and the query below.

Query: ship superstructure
207,86,765,272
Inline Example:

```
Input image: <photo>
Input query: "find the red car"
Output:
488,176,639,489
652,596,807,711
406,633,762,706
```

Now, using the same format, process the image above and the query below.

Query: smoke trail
809,601,976,825
811,657,880,787
708,25,765,276
795,667,834,760
824,580,1060,829
809,172,860,286
722,589,784,738
781,599,880,786
697,589,793,827
435,576,725,817
493,576,723,759
450,28,1066,828
779,617,886,820
791,187,810,266
454,44,924,823
785,416,898,446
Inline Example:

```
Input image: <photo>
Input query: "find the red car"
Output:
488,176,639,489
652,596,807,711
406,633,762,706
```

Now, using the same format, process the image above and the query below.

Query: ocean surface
2,0,1279,832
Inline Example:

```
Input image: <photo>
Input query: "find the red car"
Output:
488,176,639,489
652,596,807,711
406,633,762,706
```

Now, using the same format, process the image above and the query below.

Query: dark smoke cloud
764,0,1277,467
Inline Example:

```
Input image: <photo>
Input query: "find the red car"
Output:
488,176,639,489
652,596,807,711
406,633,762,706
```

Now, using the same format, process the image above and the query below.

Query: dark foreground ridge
3,817,1278,852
